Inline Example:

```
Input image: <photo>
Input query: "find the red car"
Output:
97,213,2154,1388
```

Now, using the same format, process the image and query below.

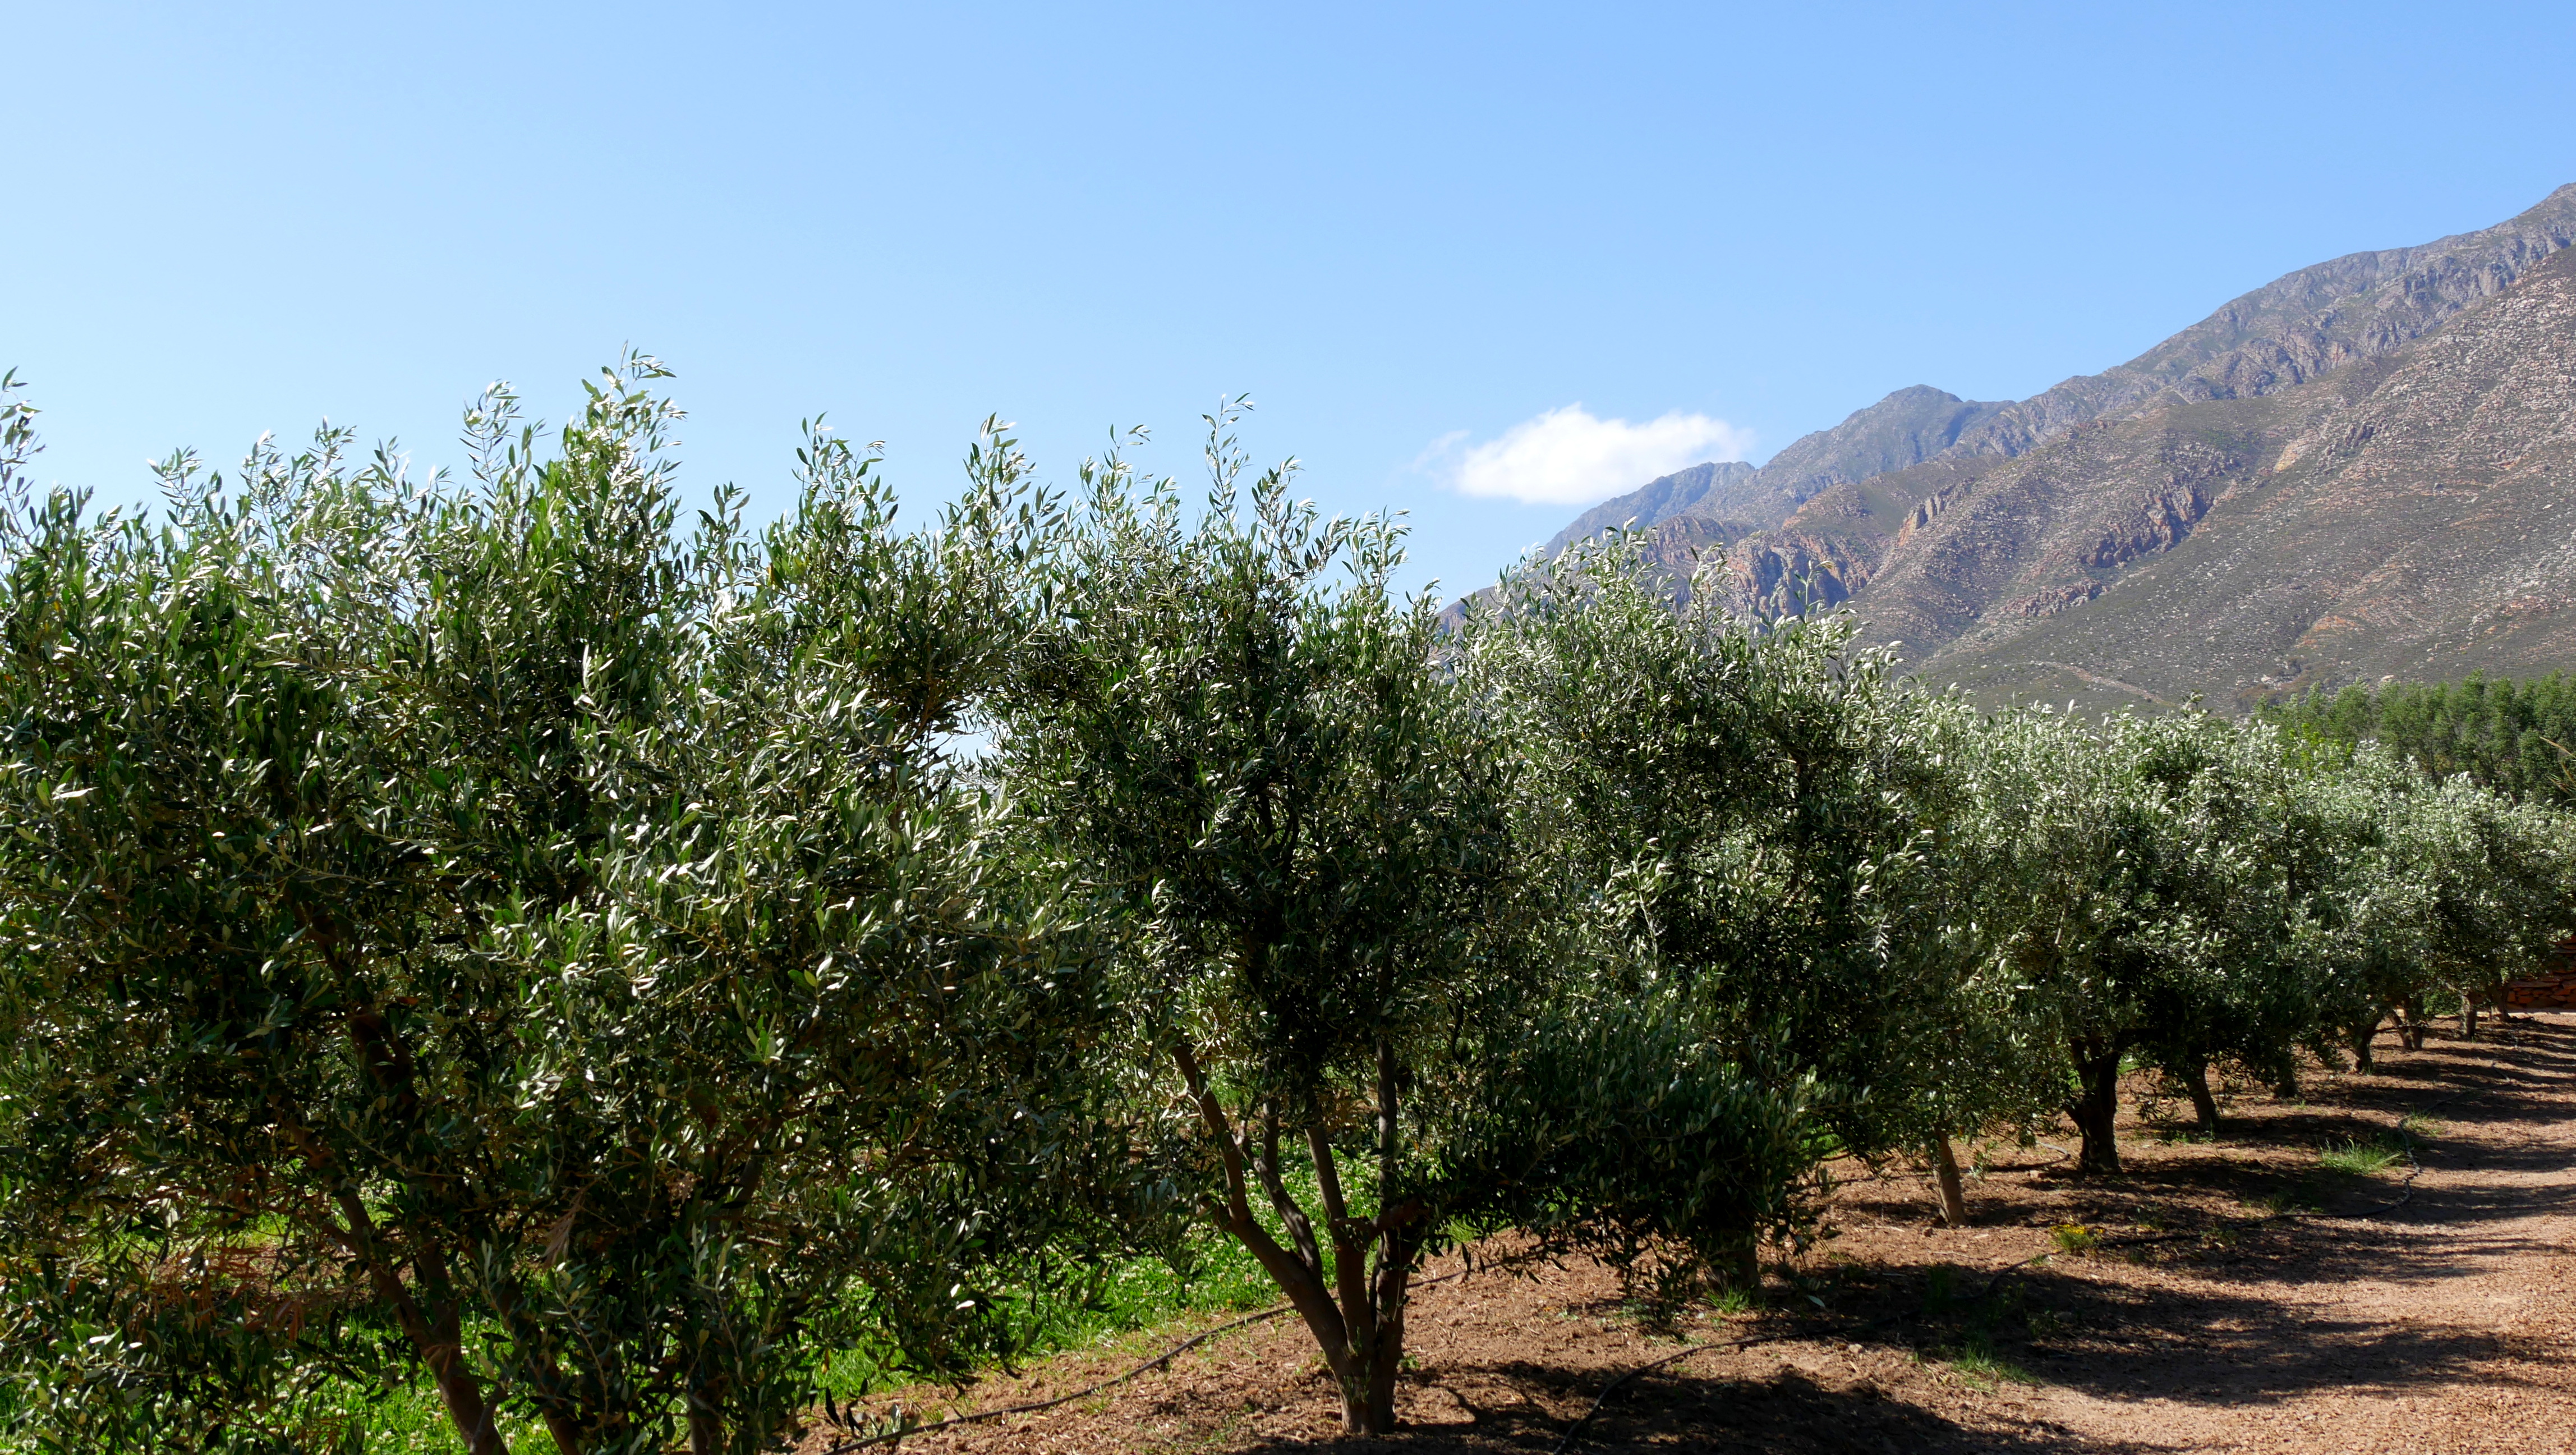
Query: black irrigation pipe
818,1301,1296,1452
816,1257,1509,1452
830,1091,2451,1455
1825,1140,2073,1190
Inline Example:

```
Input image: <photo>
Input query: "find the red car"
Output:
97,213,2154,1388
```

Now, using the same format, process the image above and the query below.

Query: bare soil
805,1010,2576,1454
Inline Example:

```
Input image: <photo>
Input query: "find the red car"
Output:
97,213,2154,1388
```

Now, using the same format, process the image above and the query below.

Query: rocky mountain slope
1531,183,2576,708
1885,240,2576,710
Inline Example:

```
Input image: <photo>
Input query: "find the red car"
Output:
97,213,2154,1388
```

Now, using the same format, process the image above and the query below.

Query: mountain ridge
1519,182,2576,707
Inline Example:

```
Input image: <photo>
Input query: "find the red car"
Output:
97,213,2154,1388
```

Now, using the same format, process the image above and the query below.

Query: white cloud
1438,405,1754,506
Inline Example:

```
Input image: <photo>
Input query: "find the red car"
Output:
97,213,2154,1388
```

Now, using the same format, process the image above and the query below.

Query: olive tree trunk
2181,1059,2221,1136
2066,1041,2123,1176
1176,1041,1423,1435
305,1119,514,1455
1930,1135,1968,1227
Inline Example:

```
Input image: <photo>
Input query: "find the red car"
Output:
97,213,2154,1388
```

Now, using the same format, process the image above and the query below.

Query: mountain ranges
1529,182,2576,712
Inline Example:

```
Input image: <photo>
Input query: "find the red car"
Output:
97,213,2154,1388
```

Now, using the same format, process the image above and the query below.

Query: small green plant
2319,1137,2404,1176
1941,1333,2037,1389
2049,1223,2099,1255
2399,1112,2444,1141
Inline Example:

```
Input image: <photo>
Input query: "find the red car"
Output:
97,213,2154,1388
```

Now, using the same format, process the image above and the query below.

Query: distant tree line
2,366,2570,1452
2263,673,2576,807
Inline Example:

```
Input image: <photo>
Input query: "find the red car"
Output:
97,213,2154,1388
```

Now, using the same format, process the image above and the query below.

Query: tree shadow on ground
1768,1015,2576,1429
1228,1362,2129,1453
1834,1016,2576,1245
887,1018,2575,1455
1797,1227,2543,1415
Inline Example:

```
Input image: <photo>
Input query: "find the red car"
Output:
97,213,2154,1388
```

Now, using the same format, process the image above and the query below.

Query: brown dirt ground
802,1009,2576,1454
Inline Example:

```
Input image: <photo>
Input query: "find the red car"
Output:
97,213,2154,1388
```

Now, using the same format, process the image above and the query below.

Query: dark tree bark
2066,1043,2123,1175
335,1200,510,1455
1174,1045,1353,1386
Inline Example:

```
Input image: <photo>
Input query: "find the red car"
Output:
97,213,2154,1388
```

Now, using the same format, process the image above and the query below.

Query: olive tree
988,411,1519,1434
450,403,1129,1454
2269,743,2430,1070
2368,773,2574,1040
1949,708,2368,1169
0,365,1120,1453
1458,541,2057,1243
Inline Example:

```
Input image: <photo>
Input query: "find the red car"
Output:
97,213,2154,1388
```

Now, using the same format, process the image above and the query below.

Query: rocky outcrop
1727,527,1879,613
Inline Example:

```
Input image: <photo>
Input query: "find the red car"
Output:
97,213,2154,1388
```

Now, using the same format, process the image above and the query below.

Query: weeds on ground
2319,1137,2405,1176
1912,1271,2042,1390
2049,1223,2099,1255
1940,1333,2039,1390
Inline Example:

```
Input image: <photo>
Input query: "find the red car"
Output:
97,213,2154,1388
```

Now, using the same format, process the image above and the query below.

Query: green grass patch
1939,1333,2038,1390
2048,1222,2099,1255
2319,1136,2405,1176
334,1390,561,1455
811,1229,1284,1408
87,1225,1291,1453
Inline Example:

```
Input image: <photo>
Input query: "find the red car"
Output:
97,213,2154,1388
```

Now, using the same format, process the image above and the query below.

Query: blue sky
8,2,2574,598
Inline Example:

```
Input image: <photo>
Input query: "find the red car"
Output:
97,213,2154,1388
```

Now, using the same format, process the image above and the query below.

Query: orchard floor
802,1010,2576,1454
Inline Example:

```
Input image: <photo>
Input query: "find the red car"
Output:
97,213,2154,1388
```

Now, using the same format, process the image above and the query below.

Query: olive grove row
2,366,2568,1452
